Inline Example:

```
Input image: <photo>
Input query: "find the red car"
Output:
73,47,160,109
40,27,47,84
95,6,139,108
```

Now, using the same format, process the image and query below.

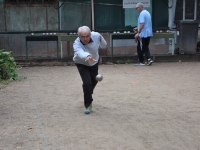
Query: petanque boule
96,74,103,81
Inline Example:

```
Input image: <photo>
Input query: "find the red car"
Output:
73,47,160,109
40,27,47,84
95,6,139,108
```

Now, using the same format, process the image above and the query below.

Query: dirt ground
0,62,200,150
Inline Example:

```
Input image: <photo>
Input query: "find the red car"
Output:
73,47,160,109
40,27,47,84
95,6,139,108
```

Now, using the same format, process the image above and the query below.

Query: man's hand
85,56,97,62
133,27,138,33
135,33,140,39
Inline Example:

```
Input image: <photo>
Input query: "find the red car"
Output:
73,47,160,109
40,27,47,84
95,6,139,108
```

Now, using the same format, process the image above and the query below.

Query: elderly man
73,26,107,114
134,2,153,66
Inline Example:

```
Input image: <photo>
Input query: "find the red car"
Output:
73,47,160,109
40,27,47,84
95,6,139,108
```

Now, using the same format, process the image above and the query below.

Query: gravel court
0,62,200,150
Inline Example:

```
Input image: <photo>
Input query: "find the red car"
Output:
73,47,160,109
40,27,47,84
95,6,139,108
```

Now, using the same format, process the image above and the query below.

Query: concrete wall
0,32,171,58
0,33,63,58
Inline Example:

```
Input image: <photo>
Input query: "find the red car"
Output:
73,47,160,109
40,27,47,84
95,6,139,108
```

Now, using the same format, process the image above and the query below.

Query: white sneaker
147,59,153,66
135,62,145,66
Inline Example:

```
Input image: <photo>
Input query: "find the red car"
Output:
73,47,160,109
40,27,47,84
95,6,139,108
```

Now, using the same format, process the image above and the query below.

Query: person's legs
137,39,144,63
76,64,94,108
142,37,153,65
89,63,98,94
76,63,99,109
135,40,145,66
141,37,150,58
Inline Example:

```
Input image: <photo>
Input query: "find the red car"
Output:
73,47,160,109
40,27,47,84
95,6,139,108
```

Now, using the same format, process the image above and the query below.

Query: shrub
0,49,18,81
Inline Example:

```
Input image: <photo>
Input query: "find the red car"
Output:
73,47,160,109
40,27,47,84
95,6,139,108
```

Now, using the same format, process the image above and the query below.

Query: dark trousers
76,63,98,108
137,37,152,63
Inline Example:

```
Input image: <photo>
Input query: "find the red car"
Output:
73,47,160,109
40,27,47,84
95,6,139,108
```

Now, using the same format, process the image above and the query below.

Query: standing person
73,26,107,114
134,2,153,66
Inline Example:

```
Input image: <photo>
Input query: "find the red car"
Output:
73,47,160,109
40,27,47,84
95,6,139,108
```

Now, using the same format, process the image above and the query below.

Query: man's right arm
85,55,97,62
73,39,90,60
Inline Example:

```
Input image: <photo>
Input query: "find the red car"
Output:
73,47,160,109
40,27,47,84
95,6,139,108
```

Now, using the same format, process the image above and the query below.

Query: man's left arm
138,23,144,34
135,23,144,38
99,34,107,49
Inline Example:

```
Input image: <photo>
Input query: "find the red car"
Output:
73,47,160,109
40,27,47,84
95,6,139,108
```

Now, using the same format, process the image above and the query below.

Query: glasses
79,35,90,39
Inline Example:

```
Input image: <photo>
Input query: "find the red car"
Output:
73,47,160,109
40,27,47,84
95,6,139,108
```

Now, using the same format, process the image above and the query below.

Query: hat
136,2,144,8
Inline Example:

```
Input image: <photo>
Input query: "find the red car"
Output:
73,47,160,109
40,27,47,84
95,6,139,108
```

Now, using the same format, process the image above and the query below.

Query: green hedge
0,50,18,81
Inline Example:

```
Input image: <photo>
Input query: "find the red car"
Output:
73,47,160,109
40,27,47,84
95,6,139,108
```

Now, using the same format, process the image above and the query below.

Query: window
175,0,200,23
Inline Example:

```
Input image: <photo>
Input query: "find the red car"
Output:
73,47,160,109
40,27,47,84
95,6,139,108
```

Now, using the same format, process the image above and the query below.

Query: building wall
0,1,198,58
60,2,91,31
4,5,58,31
0,2,5,31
